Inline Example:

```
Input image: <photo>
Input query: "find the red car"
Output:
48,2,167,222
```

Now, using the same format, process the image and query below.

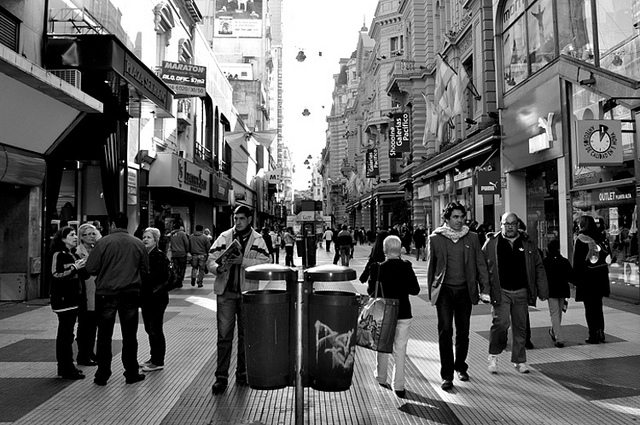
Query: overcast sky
281,0,378,190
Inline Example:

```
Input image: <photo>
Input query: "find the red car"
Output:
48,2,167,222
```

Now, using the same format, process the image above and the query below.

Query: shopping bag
356,264,399,353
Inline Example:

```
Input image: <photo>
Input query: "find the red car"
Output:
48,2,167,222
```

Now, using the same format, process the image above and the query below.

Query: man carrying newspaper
206,205,270,395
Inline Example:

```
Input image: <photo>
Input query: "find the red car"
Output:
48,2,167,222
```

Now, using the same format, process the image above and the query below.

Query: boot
191,277,196,287
597,329,606,343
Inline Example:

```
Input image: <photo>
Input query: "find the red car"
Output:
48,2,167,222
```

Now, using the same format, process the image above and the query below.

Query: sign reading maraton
161,61,206,97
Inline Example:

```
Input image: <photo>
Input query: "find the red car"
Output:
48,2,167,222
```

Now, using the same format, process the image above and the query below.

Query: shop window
527,0,555,73
596,0,639,81
503,18,528,89
557,0,595,64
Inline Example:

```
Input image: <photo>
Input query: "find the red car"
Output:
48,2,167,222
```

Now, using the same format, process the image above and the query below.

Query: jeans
375,318,412,391
583,296,605,338
141,291,169,366
56,309,79,374
216,290,246,381
190,254,208,284
548,298,564,342
76,307,97,362
95,292,140,382
172,257,187,285
435,285,472,380
273,248,279,264
325,240,331,252
339,245,351,266
285,246,295,266
489,288,528,363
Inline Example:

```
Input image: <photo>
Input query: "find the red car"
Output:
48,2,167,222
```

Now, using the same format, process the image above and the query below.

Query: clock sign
576,120,622,166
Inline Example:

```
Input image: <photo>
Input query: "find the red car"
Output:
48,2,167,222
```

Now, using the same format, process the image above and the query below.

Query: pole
295,278,304,424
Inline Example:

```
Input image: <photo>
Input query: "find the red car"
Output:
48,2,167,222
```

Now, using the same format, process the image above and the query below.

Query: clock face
589,128,611,153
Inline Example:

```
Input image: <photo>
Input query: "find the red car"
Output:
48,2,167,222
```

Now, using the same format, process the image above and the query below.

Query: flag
434,54,456,119
421,92,439,146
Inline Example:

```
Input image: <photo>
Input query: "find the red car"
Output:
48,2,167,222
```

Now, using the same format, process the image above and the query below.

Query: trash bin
243,265,298,390
304,265,358,392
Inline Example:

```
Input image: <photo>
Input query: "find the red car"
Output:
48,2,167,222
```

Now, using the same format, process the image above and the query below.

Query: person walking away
332,227,341,264
269,228,280,263
207,206,271,394
140,227,172,372
50,226,86,380
85,212,149,386
170,221,190,287
189,225,211,287
413,224,427,261
543,239,572,348
370,235,420,398
262,227,274,263
323,227,333,252
359,230,389,284
482,212,548,375
427,202,491,390
337,225,353,266
283,227,296,267
75,223,101,366
573,215,611,344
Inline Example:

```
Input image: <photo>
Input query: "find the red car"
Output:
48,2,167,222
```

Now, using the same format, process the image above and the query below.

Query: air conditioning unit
49,69,82,89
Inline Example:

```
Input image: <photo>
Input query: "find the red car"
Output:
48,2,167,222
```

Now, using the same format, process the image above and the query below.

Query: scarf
577,234,601,263
433,224,469,243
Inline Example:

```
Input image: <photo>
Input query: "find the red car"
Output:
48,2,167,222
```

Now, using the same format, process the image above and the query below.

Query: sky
281,0,378,190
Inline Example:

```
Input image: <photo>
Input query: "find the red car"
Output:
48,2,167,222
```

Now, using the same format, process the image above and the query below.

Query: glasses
82,232,96,236
501,221,518,227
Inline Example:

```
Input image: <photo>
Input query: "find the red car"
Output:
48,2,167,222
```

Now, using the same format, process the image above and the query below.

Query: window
0,7,19,52
528,0,555,73
596,0,639,80
390,36,403,56
503,19,528,88
557,0,594,64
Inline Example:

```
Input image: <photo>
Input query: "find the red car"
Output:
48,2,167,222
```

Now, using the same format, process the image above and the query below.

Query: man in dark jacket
337,225,353,266
85,212,149,386
189,225,212,287
170,221,190,287
482,212,548,375
426,202,491,390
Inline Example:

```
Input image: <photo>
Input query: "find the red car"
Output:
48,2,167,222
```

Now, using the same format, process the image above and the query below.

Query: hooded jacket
482,230,549,306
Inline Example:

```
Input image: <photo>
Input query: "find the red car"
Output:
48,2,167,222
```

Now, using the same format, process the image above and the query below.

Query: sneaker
514,363,530,374
456,371,470,381
139,359,153,368
211,379,227,394
441,380,453,391
142,363,164,372
488,355,498,374
197,283,203,288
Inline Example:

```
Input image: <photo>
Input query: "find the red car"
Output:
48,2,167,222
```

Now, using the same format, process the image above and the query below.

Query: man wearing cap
206,205,270,394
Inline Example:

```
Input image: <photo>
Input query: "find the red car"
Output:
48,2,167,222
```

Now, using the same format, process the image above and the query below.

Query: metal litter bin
243,265,298,389
305,265,358,392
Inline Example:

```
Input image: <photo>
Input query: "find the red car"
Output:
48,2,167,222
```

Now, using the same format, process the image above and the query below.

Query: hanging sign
576,120,623,166
366,148,379,177
477,169,501,194
389,112,410,157
160,61,206,98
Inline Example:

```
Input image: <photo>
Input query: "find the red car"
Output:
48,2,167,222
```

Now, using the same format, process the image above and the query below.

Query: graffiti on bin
315,321,355,370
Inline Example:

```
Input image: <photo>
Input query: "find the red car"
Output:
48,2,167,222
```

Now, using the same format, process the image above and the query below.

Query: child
543,239,573,348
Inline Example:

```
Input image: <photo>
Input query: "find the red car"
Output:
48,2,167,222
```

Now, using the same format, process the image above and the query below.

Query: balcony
386,59,426,97
177,99,192,131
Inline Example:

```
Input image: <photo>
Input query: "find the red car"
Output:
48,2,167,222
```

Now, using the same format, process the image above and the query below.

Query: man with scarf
427,202,491,391
206,205,270,394
482,212,548,375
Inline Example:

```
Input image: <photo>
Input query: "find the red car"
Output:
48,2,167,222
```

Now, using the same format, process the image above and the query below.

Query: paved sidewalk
0,244,639,424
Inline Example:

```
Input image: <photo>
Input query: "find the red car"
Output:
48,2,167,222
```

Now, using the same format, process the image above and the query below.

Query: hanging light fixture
302,108,310,116
296,50,307,62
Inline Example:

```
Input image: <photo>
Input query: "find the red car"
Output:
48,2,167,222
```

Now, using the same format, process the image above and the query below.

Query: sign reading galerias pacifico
161,61,206,97
365,148,379,177
576,120,623,166
389,112,411,158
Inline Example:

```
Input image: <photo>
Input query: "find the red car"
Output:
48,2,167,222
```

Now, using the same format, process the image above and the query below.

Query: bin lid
245,264,298,280
304,265,356,282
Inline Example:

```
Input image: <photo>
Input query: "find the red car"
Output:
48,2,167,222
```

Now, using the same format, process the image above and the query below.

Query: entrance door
526,161,559,254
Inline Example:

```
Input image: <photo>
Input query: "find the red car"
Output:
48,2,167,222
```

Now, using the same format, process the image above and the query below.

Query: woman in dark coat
140,227,172,371
50,226,86,379
359,230,389,284
572,216,610,344
543,239,572,347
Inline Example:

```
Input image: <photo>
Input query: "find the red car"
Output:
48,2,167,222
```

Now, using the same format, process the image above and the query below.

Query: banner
215,0,263,38
389,112,410,158
576,120,623,166
477,169,501,195
160,61,206,97
366,149,379,177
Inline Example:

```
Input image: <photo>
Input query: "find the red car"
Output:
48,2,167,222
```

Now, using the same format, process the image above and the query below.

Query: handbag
356,263,399,353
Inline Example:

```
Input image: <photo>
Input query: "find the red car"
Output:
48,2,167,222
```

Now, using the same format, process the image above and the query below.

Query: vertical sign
389,112,411,158
366,148,379,177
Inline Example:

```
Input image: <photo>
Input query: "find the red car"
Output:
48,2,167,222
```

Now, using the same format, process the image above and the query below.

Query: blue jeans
435,285,472,380
489,288,528,363
172,257,187,285
190,254,208,284
285,246,295,266
215,290,246,381
339,245,351,266
56,309,79,374
95,292,140,382
141,291,169,366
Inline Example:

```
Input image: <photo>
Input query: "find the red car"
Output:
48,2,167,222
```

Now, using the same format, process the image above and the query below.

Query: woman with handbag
573,215,611,344
140,227,172,372
359,230,389,284
369,235,420,398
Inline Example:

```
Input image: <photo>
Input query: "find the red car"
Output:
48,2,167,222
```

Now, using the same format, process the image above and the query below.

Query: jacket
170,229,190,257
189,231,211,255
50,248,82,312
85,229,149,296
482,230,549,306
337,230,353,247
206,227,271,295
426,230,491,305
141,247,172,297
543,253,573,299
368,258,420,320
572,235,610,301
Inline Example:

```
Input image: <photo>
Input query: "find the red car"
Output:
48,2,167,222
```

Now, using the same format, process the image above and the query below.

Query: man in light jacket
189,224,211,287
482,212,548,375
206,205,270,394
426,202,491,391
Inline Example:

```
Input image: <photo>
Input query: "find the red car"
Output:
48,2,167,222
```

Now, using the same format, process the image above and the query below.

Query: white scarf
433,224,470,243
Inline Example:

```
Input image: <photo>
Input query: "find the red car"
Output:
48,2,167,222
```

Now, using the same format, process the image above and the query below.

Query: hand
480,293,491,304
227,253,243,265
74,258,86,269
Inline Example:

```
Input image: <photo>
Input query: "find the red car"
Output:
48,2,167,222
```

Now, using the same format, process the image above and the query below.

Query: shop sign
591,186,633,205
265,168,284,184
529,113,554,153
127,168,137,205
417,183,431,199
148,153,210,198
576,120,623,166
161,61,206,97
211,173,231,201
453,168,473,182
477,169,501,194
366,148,379,177
388,112,410,158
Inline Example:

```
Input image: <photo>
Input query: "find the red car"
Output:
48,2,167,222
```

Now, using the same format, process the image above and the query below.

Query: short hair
195,224,203,231
442,202,466,220
109,212,128,229
234,205,253,217
143,227,161,243
383,235,402,256
341,224,348,230
547,239,560,253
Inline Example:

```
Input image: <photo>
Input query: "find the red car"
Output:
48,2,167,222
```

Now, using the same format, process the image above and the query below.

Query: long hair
51,226,75,252
369,230,390,262
578,215,602,241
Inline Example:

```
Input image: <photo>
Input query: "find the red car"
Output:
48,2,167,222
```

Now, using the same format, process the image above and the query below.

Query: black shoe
191,278,196,287
598,329,606,343
549,328,557,342
60,370,85,380
77,358,98,366
441,380,453,390
236,375,248,386
555,341,565,348
395,389,406,398
525,341,534,350
585,337,600,344
93,377,108,386
456,371,469,382
379,382,391,390
125,374,146,384
212,379,227,394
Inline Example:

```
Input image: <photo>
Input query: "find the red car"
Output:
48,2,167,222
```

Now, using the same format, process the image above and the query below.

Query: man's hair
109,212,128,229
195,224,203,231
234,205,253,217
383,235,402,256
442,202,466,220
341,224,347,230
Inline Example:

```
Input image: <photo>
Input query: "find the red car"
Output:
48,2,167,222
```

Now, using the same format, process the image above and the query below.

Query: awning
46,34,174,118
0,44,102,156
